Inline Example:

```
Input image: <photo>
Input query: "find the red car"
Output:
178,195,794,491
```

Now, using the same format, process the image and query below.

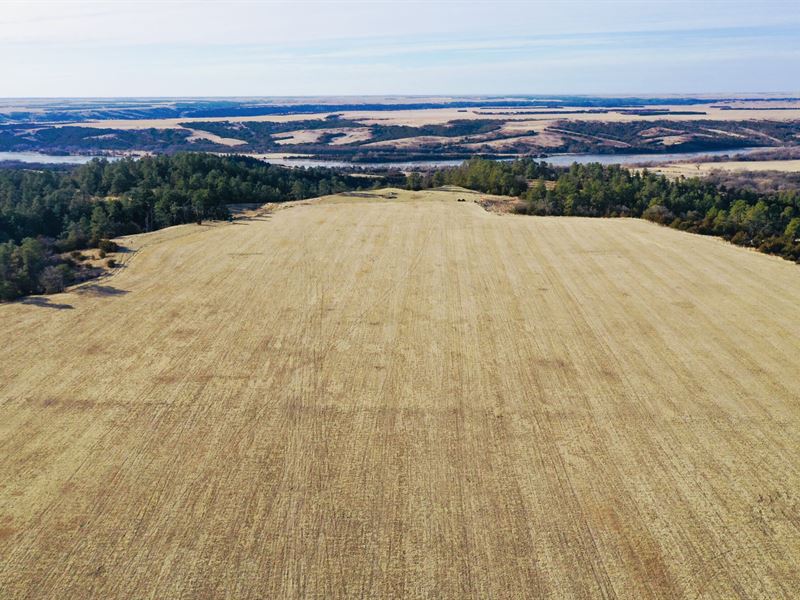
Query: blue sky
2,0,799,97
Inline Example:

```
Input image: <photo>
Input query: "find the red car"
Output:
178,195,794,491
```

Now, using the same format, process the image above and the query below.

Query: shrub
785,243,800,262
758,237,787,254
0,278,19,302
98,239,119,253
39,265,70,294
106,258,116,268
98,249,106,259
642,204,674,225
730,231,749,246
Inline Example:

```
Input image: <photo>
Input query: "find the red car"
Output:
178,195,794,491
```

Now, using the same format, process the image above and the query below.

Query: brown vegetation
1,188,799,598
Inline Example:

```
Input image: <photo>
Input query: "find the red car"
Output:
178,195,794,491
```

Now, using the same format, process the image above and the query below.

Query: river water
542,147,762,167
230,147,764,169
0,151,113,165
0,147,762,168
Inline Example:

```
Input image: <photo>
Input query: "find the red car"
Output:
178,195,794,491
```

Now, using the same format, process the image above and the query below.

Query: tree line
417,158,800,262
0,153,396,300
3,154,798,302
407,158,556,196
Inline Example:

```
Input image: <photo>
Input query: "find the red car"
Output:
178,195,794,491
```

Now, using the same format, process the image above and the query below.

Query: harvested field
70,113,335,130
646,159,800,177
67,101,800,131
272,129,329,145
1,188,799,598
327,128,373,145
271,127,374,145
185,128,246,147
462,134,545,150
272,127,372,145
362,134,465,148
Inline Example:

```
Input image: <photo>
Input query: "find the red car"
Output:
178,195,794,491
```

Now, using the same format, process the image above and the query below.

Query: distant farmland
645,159,800,177
3,96,800,162
1,188,799,598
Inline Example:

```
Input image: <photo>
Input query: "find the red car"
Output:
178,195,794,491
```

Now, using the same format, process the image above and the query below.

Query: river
0,151,115,165
233,147,764,169
0,147,763,168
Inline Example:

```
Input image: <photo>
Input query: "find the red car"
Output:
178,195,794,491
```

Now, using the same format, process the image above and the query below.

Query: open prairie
645,159,800,178
1,188,799,598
